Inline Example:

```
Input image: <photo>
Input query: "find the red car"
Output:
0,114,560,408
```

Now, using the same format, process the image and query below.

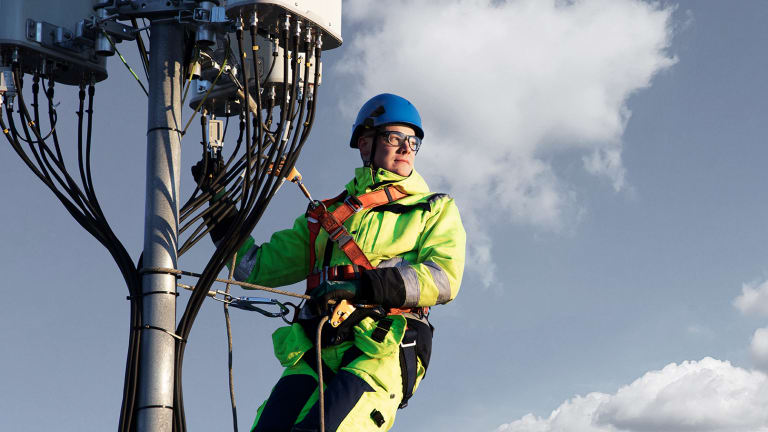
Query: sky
2,0,768,431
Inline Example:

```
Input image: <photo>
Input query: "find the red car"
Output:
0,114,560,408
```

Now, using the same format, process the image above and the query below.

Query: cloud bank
495,358,768,432
337,0,676,284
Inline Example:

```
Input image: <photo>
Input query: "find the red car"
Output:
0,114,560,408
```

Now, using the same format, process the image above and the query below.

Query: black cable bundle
0,68,143,432
171,16,323,432
2,13,323,432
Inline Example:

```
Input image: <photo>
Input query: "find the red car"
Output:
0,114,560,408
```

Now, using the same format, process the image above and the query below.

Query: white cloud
751,328,768,373
497,393,614,432
337,0,676,283
495,358,768,432
734,279,768,316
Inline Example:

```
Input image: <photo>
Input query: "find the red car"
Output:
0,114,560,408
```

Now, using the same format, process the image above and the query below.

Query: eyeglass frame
375,130,422,153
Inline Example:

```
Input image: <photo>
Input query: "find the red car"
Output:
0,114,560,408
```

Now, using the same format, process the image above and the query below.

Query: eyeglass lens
383,131,421,152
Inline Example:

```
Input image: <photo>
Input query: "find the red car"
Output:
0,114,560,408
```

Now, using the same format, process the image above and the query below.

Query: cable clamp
135,404,174,412
136,324,185,342
126,290,180,300
146,126,184,136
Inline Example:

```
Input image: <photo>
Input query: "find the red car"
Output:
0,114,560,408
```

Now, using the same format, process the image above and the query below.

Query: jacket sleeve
363,198,466,308
229,214,311,287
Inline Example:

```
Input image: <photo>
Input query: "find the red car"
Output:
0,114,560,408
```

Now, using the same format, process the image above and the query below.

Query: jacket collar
346,166,430,196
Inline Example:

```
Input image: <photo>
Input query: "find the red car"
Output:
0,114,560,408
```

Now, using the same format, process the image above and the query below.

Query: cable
102,31,149,96
2,69,143,432
130,18,150,81
181,45,200,108
181,56,227,135
170,16,325,432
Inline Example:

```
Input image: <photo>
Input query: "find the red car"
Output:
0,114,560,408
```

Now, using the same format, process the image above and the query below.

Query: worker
195,93,466,431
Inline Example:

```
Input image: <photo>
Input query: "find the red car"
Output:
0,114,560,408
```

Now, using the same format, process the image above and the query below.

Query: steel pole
137,21,184,432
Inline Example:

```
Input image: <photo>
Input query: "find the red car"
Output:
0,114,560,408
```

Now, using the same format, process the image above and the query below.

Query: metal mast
137,21,184,432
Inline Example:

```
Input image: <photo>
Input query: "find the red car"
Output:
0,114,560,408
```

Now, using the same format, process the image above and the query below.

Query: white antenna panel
226,0,342,49
0,0,108,84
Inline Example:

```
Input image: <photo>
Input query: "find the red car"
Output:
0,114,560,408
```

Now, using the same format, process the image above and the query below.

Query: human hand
308,280,363,315
191,157,225,193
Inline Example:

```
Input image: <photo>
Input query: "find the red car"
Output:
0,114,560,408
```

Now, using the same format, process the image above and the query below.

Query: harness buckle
344,195,364,213
336,233,354,247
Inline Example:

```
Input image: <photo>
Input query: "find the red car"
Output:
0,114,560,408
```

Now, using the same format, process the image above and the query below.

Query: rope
146,266,310,301
316,318,327,432
173,262,327,429
225,254,239,432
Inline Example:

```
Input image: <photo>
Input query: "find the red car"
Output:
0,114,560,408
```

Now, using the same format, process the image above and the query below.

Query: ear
357,136,372,162
357,135,371,151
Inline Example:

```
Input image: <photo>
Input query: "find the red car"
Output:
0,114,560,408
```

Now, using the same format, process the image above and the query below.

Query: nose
397,140,412,154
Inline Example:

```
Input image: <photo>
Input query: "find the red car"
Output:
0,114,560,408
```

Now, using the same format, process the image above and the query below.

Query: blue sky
2,1,768,431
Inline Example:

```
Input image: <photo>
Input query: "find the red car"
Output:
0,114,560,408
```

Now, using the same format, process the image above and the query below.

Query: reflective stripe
424,261,451,304
376,257,421,306
234,245,260,281
377,256,406,268
397,265,421,307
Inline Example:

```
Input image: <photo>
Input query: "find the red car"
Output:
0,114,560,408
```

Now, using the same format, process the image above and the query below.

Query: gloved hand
191,157,225,194
307,280,368,316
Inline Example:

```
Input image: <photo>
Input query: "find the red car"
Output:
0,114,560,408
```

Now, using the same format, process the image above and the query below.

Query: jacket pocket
352,315,407,358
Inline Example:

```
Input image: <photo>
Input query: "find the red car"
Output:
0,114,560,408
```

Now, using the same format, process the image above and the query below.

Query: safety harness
305,185,407,290
304,185,427,408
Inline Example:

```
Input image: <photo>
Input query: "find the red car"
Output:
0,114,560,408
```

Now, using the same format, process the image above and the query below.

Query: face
357,124,417,176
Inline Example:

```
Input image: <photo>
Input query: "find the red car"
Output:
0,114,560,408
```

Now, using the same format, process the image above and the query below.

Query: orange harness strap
305,264,358,291
305,186,408,293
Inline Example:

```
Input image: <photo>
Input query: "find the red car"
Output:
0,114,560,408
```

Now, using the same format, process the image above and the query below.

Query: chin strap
361,130,378,168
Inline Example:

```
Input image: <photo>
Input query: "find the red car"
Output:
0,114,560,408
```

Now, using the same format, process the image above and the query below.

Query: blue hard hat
349,93,424,148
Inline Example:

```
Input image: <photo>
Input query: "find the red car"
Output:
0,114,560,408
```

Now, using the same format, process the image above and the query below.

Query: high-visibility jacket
230,166,466,308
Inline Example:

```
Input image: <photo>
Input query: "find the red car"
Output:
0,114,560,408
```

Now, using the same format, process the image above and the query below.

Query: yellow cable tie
3,128,9,134
27,121,35,127
252,45,259,51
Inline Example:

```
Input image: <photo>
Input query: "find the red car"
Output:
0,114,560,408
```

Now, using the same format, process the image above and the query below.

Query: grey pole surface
137,20,184,432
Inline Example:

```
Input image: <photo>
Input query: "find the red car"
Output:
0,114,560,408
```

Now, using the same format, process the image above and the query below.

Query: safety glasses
378,131,422,152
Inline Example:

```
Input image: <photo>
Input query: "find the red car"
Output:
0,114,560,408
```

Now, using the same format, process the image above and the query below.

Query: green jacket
231,166,466,308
